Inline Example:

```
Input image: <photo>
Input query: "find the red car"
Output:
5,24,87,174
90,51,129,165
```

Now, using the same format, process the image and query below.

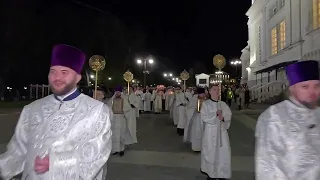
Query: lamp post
137,58,154,88
230,60,241,77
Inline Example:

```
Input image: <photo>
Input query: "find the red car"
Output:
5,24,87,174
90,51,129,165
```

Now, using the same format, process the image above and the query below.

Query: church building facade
242,0,320,91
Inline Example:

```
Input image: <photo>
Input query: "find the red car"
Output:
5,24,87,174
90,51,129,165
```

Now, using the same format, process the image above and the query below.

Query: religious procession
0,44,319,180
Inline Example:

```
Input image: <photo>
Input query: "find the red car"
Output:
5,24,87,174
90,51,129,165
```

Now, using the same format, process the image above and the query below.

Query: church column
260,6,267,62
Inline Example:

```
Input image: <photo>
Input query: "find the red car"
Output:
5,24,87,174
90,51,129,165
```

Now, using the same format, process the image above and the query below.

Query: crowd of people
0,44,319,180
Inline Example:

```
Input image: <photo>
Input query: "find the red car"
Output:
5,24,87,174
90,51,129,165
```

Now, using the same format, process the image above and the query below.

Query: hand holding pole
213,54,226,147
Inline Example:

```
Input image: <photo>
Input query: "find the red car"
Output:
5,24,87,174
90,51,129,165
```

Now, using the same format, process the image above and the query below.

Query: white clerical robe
190,110,203,151
135,90,143,111
255,98,320,180
200,99,232,179
109,95,127,153
176,92,188,129
142,92,152,112
123,94,138,145
0,94,112,180
129,93,139,118
151,90,156,111
164,91,172,111
184,94,198,142
154,92,163,113
172,93,179,125
167,93,174,114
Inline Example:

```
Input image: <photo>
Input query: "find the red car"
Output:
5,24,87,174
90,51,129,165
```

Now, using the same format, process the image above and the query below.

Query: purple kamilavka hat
285,60,319,86
114,85,123,92
51,44,86,74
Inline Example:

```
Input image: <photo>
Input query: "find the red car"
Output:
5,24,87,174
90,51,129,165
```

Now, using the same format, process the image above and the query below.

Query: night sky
81,0,251,70
1,0,251,87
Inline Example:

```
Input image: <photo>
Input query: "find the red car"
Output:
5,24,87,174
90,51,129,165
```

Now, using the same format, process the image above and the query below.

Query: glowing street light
169,73,172,77
230,60,241,65
230,59,242,77
164,73,167,77
136,57,154,87
90,74,95,79
108,77,112,80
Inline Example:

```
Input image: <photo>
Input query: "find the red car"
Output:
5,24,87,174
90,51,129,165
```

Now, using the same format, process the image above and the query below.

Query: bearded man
255,60,320,180
0,44,112,180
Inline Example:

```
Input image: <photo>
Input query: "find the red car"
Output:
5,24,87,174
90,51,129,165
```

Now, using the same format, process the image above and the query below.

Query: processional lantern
89,55,106,99
213,54,226,100
213,54,226,147
180,70,190,92
123,70,134,95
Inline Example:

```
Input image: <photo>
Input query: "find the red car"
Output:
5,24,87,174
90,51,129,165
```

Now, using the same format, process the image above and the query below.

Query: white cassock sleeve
129,94,139,108
200,101,218,125
221,102,232,129
255,106,287,180
49,105,112,180
0,106,29,179
123,96,132,113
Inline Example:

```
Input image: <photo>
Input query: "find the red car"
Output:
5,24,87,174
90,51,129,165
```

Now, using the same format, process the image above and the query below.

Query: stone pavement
0,107,263,180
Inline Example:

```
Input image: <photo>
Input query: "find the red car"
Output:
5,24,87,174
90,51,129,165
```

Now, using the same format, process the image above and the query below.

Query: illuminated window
279,21,286,50
271,27,277,55
313,0,320,29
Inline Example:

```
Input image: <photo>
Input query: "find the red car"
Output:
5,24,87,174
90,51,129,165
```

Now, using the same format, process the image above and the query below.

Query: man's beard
49,82,76,96
300,101,317,109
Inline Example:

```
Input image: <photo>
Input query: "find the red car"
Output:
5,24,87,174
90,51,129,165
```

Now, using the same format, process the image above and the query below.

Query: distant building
209,71,230,84
195,71,230,87
195,73,210,87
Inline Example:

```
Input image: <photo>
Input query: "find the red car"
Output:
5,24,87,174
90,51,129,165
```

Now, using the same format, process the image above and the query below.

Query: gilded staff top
180,70,190,81
89,55,106,71
213,54,226,70
123,70,133,82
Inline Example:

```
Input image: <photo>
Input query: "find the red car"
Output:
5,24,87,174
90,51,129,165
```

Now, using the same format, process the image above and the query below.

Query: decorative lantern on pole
213,54,226,147
123,70,133,95
180,70,190,91
89,55,106,99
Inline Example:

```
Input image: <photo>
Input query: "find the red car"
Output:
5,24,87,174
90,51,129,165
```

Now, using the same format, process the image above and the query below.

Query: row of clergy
129,86,201,114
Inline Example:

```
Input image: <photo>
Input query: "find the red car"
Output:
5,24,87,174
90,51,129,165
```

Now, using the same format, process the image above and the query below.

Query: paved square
0,107,261,179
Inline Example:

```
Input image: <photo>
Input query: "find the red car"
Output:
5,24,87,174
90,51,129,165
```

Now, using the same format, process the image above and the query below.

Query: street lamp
164,73,167,77
108,77,112,80
90,74,95,79
136,57,154,88
230,60,242,77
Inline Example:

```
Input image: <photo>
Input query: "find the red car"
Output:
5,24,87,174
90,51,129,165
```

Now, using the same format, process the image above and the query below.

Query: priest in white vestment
110,86,127,156
175,86,188,136
123,86,138,145
190,88,207,152
151,88,156,112
0,45,112,180
129,87,140,118
184,88,198,142
154,89,163,113
200,84,232,180
135,87,144,113
142,88,152,112
172,88,180,125
165,88,174,111
255,60,320,180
